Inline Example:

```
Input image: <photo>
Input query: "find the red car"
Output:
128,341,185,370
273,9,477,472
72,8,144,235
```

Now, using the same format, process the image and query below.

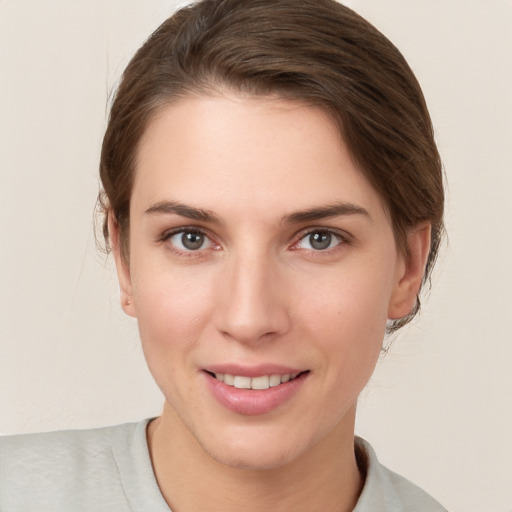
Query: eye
168,230,214,252
296,230,343,251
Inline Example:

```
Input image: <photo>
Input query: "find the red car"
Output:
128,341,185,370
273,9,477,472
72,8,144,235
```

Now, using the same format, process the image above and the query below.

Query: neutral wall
1,1,511,510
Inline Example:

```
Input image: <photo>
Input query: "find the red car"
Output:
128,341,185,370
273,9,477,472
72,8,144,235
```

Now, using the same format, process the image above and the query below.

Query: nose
214,251,291,345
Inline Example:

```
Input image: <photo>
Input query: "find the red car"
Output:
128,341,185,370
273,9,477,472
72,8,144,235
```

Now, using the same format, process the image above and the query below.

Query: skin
111,93,430,512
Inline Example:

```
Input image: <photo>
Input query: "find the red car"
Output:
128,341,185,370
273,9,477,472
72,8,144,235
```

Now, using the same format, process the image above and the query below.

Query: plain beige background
1,1,511,510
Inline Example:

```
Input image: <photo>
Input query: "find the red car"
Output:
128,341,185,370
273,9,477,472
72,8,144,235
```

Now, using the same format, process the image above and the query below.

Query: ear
108,215,136,318
388,222,431,320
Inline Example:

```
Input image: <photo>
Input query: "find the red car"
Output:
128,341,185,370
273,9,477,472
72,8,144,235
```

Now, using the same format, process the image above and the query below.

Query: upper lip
204,363,307,377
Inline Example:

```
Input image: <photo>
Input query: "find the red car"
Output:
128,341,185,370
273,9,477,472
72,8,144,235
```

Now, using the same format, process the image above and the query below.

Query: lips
203,366,309,415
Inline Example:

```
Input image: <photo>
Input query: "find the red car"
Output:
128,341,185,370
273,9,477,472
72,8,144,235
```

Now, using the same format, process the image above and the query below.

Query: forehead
132,93,386,221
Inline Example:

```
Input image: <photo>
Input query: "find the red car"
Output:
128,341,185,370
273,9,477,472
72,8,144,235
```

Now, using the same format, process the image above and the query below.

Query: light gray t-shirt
0,419,447,511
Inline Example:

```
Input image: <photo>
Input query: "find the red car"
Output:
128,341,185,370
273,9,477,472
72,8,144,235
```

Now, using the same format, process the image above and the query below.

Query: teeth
213,372,299,390
269,374,281,387
233,376,251,389
251,375,270,390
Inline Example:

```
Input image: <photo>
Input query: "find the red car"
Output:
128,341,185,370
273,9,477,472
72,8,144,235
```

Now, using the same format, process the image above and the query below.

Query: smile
204,369,309,415
212,372,302,390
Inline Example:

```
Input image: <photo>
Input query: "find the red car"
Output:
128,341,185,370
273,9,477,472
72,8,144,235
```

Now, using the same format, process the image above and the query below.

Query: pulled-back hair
99,0,444,331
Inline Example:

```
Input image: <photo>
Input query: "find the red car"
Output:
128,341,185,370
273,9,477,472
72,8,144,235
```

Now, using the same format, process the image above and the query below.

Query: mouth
203,368,309,415
205,371,308,390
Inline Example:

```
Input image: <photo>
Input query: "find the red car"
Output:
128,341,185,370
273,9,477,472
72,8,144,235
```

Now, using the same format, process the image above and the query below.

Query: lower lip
204,372,308,416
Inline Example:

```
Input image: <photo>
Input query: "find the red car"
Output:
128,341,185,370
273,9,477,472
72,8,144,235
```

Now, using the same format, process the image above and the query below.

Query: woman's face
115,93,423,469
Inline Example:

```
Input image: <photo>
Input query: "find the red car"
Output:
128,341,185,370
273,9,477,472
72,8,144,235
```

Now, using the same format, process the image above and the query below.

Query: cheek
304,259,393,341
129,262,215,377
308,292,384,384
299,254,395,381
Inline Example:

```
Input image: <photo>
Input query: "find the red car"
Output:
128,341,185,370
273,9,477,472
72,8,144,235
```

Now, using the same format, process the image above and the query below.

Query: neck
147,404,362,512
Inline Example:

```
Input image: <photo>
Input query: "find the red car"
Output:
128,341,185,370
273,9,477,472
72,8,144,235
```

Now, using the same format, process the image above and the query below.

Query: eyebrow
282,202,370,224
145,200,369,225
145,200,222,224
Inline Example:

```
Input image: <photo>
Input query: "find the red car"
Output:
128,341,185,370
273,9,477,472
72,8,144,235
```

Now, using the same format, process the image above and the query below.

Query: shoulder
0,420,139,477
1,420,135,454
354,437,448,512
0,419,153,512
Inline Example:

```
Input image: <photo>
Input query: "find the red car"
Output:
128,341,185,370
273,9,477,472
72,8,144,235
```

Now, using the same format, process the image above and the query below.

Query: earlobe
388,223,431,320
108,214,136,318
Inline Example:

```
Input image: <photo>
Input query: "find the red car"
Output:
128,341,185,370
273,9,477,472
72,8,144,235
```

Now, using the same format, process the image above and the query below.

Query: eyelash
159,227,220,257
159,226,351,257
290,228,351,254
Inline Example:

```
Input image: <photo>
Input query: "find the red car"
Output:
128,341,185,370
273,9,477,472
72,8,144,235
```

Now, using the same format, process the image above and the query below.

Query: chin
190,418,309,471
207,443,299,471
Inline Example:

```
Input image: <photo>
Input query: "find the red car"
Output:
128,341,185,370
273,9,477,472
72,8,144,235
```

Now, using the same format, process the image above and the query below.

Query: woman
0,0,447,510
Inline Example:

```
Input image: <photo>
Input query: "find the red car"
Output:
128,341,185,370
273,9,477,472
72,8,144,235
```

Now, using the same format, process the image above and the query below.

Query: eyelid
158,225,351,254
159,226,221,254
160,225,201,240
290,227,352,251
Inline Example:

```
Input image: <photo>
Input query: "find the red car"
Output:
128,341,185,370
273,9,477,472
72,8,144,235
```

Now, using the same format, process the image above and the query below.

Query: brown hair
98,0,444,331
